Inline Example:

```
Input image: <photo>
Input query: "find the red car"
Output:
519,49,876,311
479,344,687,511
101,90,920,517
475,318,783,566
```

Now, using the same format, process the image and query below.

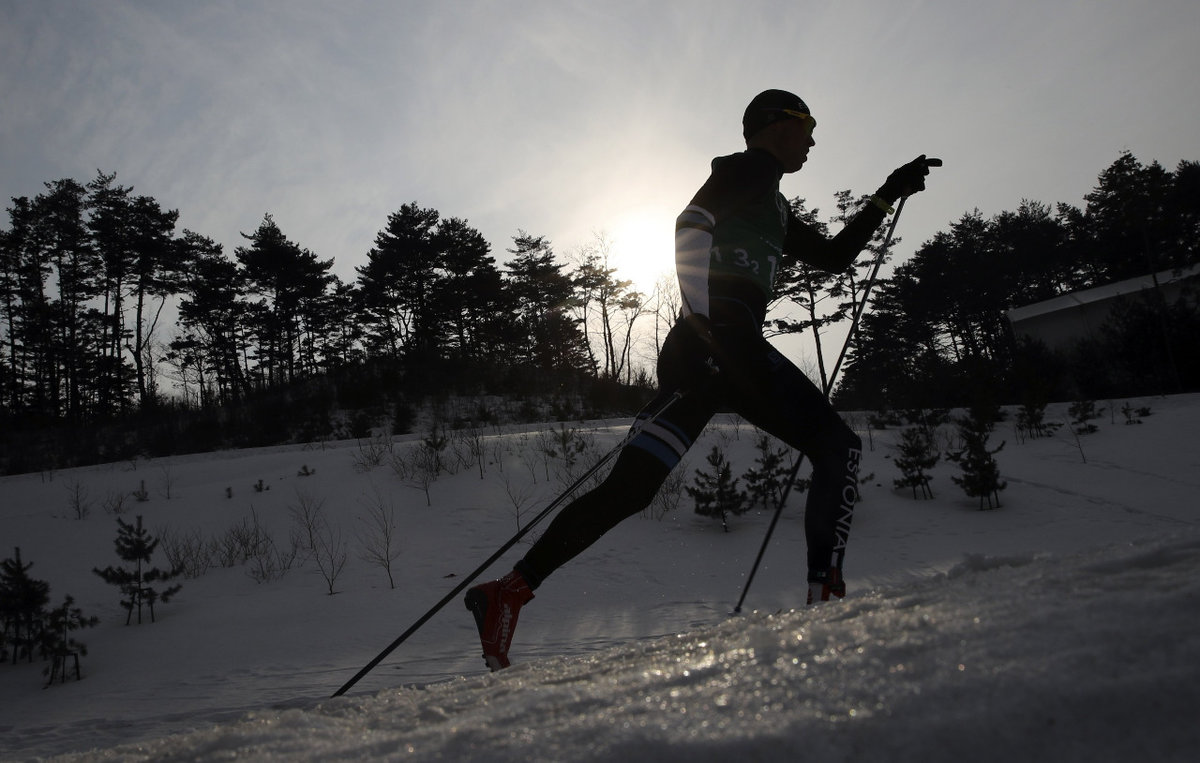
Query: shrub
92,516,182,624
686,445,749,532
947,407,1006,510
893,427,939,499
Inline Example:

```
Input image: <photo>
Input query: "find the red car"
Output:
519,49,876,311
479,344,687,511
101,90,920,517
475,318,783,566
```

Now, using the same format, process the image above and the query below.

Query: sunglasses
777,108,817,136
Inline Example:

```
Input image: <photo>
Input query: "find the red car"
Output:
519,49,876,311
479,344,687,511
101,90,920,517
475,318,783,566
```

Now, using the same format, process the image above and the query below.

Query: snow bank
51,532,1200,762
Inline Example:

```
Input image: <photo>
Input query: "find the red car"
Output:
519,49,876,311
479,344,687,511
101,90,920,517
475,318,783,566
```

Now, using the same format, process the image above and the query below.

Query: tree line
3,151,1195,472
1,177,670,430
831,152,1200,410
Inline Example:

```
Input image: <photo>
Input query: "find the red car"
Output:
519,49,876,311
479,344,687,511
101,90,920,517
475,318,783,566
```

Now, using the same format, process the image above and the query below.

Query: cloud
3,0,1198,292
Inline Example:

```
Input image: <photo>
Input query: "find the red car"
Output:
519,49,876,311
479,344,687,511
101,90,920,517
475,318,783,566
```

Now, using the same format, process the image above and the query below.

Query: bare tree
457,425,489,479
407,446,441,506
353,432,393,473
646,462,688,521
502,474,537,533
65,481,91,520
651,271,682,358
289,491,348,594
356,485,401,589
158,465,176,500
570,232,650,381
158,526,215,579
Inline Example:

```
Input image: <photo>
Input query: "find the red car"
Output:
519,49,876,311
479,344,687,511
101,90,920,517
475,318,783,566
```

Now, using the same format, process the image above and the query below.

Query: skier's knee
609,474,662,515
602,447,672,514
810,426,862,475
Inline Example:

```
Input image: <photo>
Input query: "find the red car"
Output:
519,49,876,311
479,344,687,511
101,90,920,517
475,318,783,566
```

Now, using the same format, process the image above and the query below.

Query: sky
3,0,1199,296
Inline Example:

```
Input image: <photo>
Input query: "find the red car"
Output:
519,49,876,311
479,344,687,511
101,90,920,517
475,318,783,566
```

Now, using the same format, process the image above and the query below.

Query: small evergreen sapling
743,434,791,508
1068,400,1103,435
41,595,98,684
1016,397,1060,440
947,407,1007,510
1121,402,1151,425
422,422,451,476
1,547,50,664
686,445,749,532
539,423,591,484
1,549,98,684
893,427,939,499
93,515,183,624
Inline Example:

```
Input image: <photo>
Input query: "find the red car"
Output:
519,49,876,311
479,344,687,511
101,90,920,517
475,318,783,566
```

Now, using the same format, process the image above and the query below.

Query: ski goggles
777,108,817,136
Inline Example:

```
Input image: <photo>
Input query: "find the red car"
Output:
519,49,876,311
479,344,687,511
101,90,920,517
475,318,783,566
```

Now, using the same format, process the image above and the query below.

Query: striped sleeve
675,204,715,318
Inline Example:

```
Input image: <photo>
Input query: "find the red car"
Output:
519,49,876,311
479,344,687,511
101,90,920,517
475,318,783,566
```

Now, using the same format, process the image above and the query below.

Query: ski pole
826,194,908,391
331,389,687,697
732,174,931,613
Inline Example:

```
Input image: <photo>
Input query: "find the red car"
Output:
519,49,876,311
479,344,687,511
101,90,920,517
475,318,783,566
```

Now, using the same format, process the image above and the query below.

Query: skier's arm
674,202,722,377
675,204,715,322
784,155,940,272
783,203,887,273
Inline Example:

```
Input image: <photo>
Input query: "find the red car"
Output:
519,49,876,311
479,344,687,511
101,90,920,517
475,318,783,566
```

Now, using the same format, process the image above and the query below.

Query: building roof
1006,264,1200,323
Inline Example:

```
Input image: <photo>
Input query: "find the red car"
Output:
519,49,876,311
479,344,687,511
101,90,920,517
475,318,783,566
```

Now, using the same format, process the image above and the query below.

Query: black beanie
742,89,811,140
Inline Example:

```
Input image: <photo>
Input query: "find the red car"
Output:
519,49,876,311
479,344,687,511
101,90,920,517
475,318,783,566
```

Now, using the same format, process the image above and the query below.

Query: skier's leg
517,389,714,587
464,442,671,671
467,386,713,670
516,318,721,587
732,340,862,594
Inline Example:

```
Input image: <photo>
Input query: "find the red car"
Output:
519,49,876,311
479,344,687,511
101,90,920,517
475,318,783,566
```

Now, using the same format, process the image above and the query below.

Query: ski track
1005,474,1199,527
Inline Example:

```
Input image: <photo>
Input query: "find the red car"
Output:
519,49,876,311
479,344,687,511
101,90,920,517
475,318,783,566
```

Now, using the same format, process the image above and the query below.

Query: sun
607,207,676,295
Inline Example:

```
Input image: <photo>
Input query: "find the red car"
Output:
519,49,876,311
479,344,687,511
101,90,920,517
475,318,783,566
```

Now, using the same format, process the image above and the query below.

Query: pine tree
893,427,939,499
947,408,1007,509
235,214,334,387
40,595,98,683
743,434,791,508
1016,399,1051,440
93,515,182,624
505,232,591,374
686,445,749,532
1,547,50,663
429,215,504,362
125,193,183,406
357,203,442,358
1068,400,1103,435
172,230,249,406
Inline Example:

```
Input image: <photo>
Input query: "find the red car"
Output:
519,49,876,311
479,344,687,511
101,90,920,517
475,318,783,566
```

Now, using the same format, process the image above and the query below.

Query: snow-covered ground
2,394,1199,762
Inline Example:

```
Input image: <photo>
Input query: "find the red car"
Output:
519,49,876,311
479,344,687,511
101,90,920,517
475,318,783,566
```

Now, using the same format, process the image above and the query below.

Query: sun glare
608,208,675,294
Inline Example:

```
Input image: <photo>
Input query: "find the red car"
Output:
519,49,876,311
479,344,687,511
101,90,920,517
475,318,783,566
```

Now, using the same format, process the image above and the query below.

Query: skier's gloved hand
877,155,941,203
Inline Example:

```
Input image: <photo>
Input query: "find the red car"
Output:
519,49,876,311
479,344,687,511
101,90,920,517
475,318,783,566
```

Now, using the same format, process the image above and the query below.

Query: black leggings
517,322,862,588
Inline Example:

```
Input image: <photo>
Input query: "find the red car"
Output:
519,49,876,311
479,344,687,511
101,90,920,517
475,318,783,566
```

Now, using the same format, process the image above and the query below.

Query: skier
466,89,938,671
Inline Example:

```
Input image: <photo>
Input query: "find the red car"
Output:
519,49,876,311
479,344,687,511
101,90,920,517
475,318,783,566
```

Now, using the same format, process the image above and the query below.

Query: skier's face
752,110,816,173
776,113,816,173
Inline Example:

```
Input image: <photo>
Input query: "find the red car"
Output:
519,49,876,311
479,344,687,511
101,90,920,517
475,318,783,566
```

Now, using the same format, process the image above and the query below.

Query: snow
3,394,1199,762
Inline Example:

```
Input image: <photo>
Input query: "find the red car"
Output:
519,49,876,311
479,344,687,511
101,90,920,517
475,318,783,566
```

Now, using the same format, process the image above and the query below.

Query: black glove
877,155,941,202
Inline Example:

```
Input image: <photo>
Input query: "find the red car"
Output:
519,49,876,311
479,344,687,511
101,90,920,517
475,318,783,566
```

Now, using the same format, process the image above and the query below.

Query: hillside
3,394,1198,760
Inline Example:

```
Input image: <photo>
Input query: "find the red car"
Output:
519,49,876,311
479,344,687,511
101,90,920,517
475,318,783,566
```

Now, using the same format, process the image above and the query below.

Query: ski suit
517,147,888,589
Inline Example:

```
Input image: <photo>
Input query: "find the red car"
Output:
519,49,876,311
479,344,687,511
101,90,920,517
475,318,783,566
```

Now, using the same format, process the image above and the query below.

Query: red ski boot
464,569,534,671
807,567,846,605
